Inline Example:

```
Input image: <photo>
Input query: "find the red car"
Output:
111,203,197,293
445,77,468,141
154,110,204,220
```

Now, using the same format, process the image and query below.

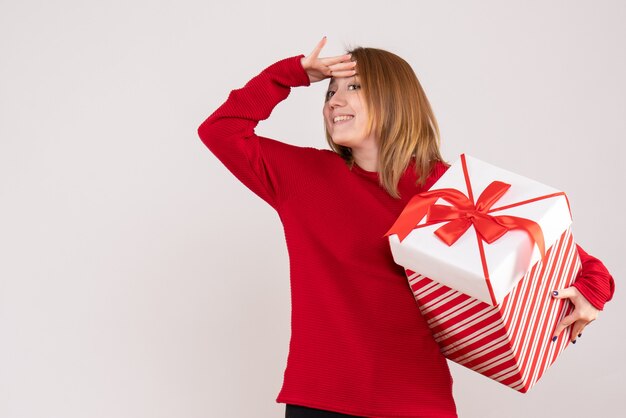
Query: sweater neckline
352,161,379,177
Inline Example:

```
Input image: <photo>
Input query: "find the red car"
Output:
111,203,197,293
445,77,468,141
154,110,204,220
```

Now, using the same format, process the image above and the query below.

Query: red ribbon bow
384,180,546,259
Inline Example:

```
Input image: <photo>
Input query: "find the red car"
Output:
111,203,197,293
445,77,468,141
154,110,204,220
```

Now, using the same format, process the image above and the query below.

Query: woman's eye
325,84,361,101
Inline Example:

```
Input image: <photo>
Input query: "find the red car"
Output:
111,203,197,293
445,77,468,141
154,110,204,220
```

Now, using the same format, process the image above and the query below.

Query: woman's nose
328,92,346,108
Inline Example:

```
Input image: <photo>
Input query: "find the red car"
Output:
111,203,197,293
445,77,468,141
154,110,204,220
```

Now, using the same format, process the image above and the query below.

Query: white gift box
386,154,573,306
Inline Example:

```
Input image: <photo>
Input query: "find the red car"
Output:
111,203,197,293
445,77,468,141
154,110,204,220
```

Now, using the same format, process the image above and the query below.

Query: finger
551,287,577,300
329,69,357,78
308,36,328,60
326,61,357,79
320,53,353,66
552,312,578,341
328,61,357,72
570,320,587,343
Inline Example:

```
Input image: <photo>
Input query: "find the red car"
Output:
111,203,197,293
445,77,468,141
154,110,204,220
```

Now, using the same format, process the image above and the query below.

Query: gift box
385,154,582,392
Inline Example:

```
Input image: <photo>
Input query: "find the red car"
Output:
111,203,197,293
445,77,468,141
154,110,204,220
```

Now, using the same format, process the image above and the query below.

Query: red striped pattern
406,227,581,392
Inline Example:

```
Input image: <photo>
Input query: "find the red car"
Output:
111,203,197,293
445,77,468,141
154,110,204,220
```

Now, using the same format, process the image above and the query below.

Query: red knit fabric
572,244,615,310
197,54,615,417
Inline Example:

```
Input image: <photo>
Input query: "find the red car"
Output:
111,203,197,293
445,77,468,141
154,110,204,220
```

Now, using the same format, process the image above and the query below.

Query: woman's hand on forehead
300,36,357,84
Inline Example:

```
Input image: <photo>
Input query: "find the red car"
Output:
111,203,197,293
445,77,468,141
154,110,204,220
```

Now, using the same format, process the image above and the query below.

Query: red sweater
197,54,615,417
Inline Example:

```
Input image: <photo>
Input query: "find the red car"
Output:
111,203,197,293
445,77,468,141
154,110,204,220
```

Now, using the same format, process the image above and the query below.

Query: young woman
197,37,615,418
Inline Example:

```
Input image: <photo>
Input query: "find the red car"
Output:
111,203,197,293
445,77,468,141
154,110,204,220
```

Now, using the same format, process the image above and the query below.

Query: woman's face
323,75,377,151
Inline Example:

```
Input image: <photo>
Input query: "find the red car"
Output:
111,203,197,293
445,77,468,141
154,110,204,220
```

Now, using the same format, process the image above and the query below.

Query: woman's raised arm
197,37,356,210
197,53,311,210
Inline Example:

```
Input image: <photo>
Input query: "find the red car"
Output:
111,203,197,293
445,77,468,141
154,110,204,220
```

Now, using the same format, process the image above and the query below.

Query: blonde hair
324,46,447,199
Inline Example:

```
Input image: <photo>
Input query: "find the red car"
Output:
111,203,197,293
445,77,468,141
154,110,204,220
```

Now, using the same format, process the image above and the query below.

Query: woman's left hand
551,286,600,343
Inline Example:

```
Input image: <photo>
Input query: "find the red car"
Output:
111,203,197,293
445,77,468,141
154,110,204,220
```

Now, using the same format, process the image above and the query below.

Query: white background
1,1,624,417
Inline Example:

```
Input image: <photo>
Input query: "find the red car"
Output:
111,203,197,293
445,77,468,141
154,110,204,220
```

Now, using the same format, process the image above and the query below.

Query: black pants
285,404,364,417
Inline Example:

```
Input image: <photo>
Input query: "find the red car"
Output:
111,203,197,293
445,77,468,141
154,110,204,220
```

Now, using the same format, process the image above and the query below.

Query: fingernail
552,290,558,297
572,339,577,344
551,336,557,342
578,333,582,338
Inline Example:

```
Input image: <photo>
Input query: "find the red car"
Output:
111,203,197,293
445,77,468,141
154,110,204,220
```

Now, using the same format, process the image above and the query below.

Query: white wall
1,1,624,417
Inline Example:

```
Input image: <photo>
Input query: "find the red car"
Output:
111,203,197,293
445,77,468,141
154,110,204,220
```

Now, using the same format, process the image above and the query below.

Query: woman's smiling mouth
333,115,354,124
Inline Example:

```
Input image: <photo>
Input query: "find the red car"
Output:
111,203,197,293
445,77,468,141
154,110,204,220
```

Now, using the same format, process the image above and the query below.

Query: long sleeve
572,243,615,310
197,54,311,210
